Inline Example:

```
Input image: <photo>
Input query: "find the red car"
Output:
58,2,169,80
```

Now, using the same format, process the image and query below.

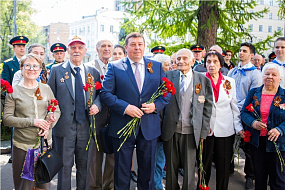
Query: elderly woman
3,53,60,190
154,54,171,72
241,63,285,190
198,51,244,190
112,44,126,61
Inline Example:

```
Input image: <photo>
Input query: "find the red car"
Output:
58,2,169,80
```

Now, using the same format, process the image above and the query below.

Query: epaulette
3,58,13,63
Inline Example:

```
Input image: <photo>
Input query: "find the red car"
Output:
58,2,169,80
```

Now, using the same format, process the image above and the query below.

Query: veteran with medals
161,48,213,190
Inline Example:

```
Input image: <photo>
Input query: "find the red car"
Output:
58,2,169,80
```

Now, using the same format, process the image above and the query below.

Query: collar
97,57,108,68
128,57,144,66
69,61,84,72
15,56,21,63
275,58,285,65
180,68,193,79
238,62,254,69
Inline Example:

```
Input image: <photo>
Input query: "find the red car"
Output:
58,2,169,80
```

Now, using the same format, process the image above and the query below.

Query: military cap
268,52,276,59
9,36,29,45
68,35,86,46
50,43,67,53
151,46,165,54
190,45,204,52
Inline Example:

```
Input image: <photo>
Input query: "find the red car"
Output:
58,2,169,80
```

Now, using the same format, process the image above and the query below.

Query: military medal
223,80,231,98
60,78,65,83
198,95,205,103
273,96,281,107
35,87,43,100
147,62,153,73
195,83,201,94
253,95,259,107
65,72,69,79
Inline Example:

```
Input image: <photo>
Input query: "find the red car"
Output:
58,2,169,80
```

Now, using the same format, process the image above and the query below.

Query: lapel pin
147,62,153,73
274,96,281,107
195,83,201,94
198,95,205,103
11,68,13,71
60,78,65,83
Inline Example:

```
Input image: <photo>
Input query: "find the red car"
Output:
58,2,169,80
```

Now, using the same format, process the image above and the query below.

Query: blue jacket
241,85,285,152
100,57,170,140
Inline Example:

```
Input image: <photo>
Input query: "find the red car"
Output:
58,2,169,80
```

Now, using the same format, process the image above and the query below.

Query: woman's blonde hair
19,53,43,67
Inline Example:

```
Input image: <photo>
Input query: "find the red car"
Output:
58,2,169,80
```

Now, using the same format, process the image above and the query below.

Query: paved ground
0,140,270,190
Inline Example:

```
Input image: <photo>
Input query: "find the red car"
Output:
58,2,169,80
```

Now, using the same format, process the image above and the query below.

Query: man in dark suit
86,39,115,190
161,48,213,190
100,32,170,190
1,35,29,163
47,35,101,190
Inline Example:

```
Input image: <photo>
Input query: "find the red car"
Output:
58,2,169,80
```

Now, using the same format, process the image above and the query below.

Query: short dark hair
226,50,233,55
240,42,255,54
28,43,46,53
204,51,225,68
114,44,126,55
274,37,285,46
125,32,145,46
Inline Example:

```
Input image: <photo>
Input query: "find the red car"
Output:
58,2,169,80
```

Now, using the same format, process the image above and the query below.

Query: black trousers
197,135,235,190
250,136,285,190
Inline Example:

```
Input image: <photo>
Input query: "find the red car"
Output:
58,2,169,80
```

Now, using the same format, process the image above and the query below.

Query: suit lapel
268,87,284,116
122,58,140,94
173,71,180,110
192,72,200,108
62,61,74,100
95,60,104,76
11,56,20,70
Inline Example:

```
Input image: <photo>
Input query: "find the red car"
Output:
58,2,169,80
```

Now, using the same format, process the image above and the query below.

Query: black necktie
74,67,85,124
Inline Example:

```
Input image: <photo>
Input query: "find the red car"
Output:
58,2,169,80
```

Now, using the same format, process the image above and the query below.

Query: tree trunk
197,1,219,51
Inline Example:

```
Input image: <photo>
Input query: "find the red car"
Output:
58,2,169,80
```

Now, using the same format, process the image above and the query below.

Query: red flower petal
100,75,104,80
95,82,101,90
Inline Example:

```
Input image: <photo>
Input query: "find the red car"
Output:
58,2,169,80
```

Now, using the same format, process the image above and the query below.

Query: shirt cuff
276,127,284,136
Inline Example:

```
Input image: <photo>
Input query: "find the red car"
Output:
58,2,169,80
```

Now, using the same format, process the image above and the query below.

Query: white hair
210,45,223,54
153,54,170,64
262,62,282,77
177,48,194,59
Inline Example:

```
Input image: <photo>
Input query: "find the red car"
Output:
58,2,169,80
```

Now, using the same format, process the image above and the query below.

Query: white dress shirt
180,69,193,90
97,58,108,75
128,57,145,92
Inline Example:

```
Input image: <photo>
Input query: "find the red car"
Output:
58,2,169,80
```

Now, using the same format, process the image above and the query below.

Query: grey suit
48,61,101,190
162,70,213,190
86,59,114,190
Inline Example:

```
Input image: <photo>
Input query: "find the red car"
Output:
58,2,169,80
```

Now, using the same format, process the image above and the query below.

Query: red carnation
199,184,210,190
47,105,52,112
161,89,167,97
95,82,101,90
245,103,254,112
243,131,251,142
170,87,176,95
6,86,13,93
83,83,92,91
1,79,13,94
50,99,58,106
166,81,174,93
162,77,169,83
100,75,104,80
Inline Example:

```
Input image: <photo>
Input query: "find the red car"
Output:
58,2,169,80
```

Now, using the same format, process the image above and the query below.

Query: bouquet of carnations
1,79,13,94
198,141,210,190
84,73,102,151
116,77,175,151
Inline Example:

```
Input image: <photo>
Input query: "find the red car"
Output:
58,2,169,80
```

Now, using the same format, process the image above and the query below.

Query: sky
31,0,116,26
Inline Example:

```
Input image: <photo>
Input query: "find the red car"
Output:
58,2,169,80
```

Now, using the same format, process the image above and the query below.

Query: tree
276,0,285,20
121,0,282,59
0,0,46,62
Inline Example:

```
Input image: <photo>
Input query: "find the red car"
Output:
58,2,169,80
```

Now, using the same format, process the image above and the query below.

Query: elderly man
162,48,213,190
86,40,115,190
48,35,101,190
100,32,170,190
228,42,262,189
253,54,263,70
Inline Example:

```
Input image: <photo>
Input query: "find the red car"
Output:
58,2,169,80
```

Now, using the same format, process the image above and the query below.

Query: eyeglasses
23,64,41,71
226,54,232,56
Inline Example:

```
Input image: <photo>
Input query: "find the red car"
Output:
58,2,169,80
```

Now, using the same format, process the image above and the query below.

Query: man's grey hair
210,45,223,54
177,48,194,59
96,40,113,49
153,54,170,64
28,43,46,53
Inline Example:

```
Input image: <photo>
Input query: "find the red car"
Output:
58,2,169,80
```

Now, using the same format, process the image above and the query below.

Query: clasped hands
34,113,57,137
252,120,280,142
125,103,156,118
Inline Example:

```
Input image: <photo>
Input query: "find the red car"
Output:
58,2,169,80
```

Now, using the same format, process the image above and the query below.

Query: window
269,0,273,6
87,41,90,48
82,27,85,35
75,29,77,35
269,13,272,19
259,25,263,32
277,27,281,31
249,24,253,31
258,39,262,42
268,26,272,33
88,26,90,33
110,25,113,33
100,25,104,32
72,30,74,35
260,0,264,5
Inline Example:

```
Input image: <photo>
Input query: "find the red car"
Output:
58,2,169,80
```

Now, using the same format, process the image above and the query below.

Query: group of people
1,32,285,190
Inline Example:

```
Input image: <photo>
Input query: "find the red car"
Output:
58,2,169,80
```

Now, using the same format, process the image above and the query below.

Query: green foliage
0,0,47,62
276,0,285,19
120,0,282,57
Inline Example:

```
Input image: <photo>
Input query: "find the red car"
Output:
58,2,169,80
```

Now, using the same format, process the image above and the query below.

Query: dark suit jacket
100,57,170,140
161,70,213,149
2,56,20,85
47,61,102,137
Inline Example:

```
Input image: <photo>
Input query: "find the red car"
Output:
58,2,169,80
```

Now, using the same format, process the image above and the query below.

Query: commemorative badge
60,78,65,83
198,95,205,103
147,62,153,73
223,80,231,98
65,72,69,79
195,83,201,94
274,96,281,107
35,87,43,100
253,95,259,107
